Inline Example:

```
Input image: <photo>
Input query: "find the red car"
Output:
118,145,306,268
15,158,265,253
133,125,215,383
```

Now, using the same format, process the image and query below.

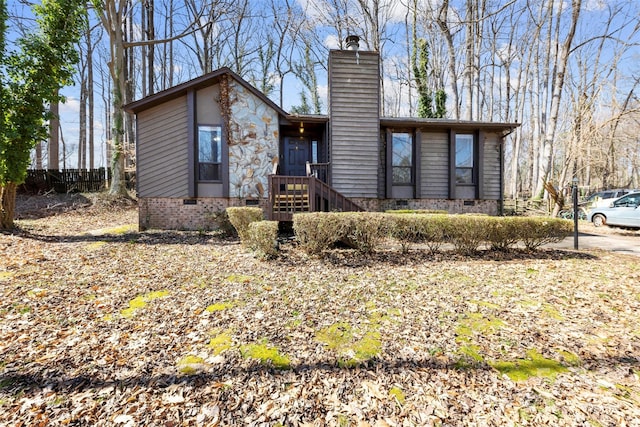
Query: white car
584,189,637,208
587,192,640,228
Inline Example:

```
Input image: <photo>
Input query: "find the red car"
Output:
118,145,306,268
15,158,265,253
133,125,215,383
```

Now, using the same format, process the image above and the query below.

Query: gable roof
124,67,288,116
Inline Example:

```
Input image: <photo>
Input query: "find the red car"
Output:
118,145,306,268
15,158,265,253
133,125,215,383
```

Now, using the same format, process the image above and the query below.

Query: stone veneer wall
138,197,269,230
227,81,279,199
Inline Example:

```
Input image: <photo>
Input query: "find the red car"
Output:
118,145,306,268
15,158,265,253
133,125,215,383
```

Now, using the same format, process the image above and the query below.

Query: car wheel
592,214,606,227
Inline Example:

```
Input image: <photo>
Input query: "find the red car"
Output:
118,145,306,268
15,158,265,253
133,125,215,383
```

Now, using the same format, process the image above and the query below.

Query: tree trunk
147,0,154,95
88,27,95,169
48,97,60,170
0,182,17,230
79,77,87,169
534,0,581,198
436,0,460,119
96,0,129,196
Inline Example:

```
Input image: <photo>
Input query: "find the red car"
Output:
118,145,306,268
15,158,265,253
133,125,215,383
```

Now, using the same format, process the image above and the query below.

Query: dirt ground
1,193,639,426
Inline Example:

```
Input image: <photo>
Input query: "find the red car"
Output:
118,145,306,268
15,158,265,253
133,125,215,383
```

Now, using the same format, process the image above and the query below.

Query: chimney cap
345,35,360,51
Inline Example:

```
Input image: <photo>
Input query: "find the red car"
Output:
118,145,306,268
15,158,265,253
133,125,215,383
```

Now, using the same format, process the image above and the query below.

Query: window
311,140,318,163
198,125,222,181
455,134,475,184
392,132,413,184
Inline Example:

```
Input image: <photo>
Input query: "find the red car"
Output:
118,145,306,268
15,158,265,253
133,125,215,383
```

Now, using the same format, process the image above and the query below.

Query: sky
4,0,640,171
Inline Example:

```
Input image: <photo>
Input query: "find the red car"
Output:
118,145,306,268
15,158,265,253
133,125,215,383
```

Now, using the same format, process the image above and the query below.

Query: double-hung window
198,125,222,181
392,132,413,185
455,134,475,184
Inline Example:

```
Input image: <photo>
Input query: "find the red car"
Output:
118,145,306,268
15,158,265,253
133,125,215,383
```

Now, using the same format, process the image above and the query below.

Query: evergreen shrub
293,212,573,256
293,212,346,255
226,207,264,245
247,221,279,259
518,217,573,250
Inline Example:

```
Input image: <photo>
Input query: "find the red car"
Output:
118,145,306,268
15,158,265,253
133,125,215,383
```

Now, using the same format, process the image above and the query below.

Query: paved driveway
549,230,640,257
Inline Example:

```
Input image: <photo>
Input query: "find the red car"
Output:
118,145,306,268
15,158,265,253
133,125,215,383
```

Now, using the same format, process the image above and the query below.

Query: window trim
391,131,414,185
449,130,482,199
455,133,475,185
197,124,223,182
386,128,420,199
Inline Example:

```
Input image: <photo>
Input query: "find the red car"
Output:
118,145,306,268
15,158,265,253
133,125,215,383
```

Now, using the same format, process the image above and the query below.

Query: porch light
299,121,304,135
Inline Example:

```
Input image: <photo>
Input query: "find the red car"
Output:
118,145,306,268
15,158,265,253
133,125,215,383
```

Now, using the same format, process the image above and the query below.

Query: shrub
226,207,264,245
419,214,452,253
486,216,521,251
206,210,236,236
247,221,279,259
448,215,491,254
519,217,573,250
340,212,389,254
293,212,347,255
388,214,425,253
293,211,572,257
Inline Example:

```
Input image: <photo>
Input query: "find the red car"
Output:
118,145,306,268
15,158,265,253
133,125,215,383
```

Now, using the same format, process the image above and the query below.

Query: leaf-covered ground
1,195,640,426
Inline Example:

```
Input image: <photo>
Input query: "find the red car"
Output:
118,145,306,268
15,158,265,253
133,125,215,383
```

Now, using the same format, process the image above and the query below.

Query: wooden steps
272,183,310,213
268,175,363,221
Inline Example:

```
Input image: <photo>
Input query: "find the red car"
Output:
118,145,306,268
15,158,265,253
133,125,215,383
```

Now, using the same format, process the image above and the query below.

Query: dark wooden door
283,137,310,176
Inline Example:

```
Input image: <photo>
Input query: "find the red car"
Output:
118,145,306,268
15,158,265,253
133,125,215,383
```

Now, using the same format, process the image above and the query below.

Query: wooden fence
18,168,113,193
502,198,549,216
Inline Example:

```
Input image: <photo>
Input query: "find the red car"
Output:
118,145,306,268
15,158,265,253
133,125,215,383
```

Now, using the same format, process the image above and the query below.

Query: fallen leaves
1,199,640,425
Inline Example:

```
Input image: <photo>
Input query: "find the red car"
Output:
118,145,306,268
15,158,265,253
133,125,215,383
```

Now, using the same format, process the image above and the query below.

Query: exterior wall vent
345,35,360,51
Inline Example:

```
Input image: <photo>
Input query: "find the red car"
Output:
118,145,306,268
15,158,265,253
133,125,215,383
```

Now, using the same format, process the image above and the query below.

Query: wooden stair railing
268,175,363,221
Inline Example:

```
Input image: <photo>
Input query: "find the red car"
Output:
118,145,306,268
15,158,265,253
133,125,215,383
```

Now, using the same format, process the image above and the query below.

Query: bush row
225,207,573,258
293,212,572,256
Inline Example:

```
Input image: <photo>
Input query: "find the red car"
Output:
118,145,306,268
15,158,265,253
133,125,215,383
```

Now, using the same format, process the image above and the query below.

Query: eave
124,67,288,117
380,117,520,136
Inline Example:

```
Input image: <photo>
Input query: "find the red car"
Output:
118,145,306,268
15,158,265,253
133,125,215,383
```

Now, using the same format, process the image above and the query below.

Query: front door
283,137,310,176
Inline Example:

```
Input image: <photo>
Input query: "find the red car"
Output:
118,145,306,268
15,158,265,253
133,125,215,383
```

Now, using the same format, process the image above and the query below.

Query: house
125,37,518,230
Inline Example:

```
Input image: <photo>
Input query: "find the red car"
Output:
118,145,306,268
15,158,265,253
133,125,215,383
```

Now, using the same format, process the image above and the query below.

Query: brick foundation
139,197,499,230
138,197,269,230
350,198,500,215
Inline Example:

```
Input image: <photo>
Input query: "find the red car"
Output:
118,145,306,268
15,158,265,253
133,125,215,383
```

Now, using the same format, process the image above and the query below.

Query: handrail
306,162,330,184
308,176,363,213
268,174,362,220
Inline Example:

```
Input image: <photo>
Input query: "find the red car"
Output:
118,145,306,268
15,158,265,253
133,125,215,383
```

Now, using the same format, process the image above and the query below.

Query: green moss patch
316,322,354,350
88,224,137,236
517,299,540,308
120,290,170,318
558,350,581,366
225,274,254,283
469,300,501,310
456,312,505,341
542,304,564,320
316,322,382,367
85,241,107,251
177,355,207,375
205,301,235,312
490,350,568,382
389,387,406,405
240,341,291,369
208,332,233,355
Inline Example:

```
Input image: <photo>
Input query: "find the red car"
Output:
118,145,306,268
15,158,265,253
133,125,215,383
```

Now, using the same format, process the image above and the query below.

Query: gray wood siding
483,133,502,199
420,131,449,198
329,51,380,198
137,96,190,197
